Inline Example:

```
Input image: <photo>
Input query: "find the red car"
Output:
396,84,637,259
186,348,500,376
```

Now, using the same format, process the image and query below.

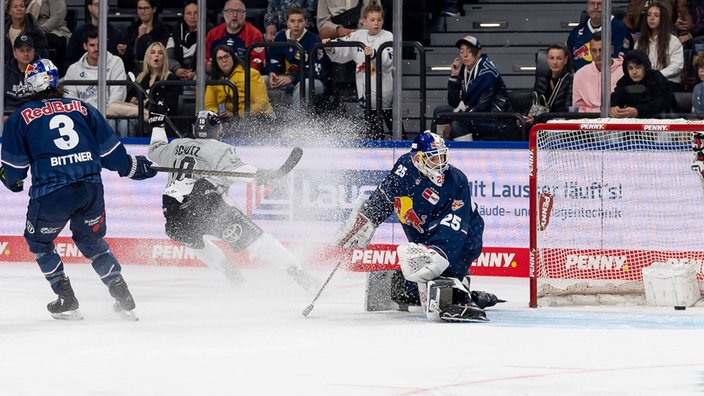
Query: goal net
529,119,704,307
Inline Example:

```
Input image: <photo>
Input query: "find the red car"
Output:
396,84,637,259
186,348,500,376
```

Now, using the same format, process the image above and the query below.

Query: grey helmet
192,110,222,139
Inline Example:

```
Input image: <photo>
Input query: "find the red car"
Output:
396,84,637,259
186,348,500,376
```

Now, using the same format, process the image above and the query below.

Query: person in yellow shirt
205,44,273,119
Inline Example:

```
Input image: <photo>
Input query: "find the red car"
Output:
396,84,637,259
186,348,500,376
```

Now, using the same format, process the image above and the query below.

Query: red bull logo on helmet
394,196,426,233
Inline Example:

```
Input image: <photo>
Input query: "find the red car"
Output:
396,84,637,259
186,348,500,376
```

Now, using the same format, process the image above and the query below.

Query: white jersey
326,29,394,108
148,127,256,202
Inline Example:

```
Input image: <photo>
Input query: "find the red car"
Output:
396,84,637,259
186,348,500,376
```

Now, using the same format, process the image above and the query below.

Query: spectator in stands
64,0,123,74
4,35,37,121
432,35,516,141
317,0,372,40
4,0,48,62
205,0,266,73
572,31,624,113
690,0,704,41
25,0,71,68
121,0,173,75
692,54,704,112
623,0,692,44
63,29,127,118
264,0,317,41
264,6,329,110
323,0,393,139
567,0,633,71
440,1,461,17
610,49,674,117
126,41,180,137
167,0,213,81
634,2,684,87
205,45,273,121
526,43,574,125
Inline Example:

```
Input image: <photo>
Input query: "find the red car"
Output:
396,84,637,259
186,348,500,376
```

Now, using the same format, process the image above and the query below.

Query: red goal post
529,119,704,307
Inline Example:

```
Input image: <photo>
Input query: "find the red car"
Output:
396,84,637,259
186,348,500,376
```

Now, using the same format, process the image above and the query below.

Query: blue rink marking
486,308,704,329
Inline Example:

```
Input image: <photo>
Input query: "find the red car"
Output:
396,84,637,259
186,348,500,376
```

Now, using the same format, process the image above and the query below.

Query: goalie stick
302,251,349,317
149,147,303,179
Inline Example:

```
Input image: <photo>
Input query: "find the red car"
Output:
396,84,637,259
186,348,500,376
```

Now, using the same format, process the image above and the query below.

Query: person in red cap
432,35,519,141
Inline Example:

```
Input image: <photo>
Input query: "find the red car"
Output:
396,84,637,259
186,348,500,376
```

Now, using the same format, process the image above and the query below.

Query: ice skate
47,277,83,320
109,276,138,321
439,302,489,323
287,266,319,294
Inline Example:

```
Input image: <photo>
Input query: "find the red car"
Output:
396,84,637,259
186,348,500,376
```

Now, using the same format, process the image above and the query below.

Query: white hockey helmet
25,59,60,94
411,131,449,186
192,110,222,139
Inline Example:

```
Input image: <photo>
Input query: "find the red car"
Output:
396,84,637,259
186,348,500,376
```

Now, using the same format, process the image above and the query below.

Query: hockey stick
149,147,303,179
302,250,349,317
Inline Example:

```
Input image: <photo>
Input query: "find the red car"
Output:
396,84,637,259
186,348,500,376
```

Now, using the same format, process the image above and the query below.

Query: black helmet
192,110,222,139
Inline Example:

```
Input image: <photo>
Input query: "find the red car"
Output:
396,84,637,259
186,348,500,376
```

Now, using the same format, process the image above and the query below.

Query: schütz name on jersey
20,100,88,124
175,144,200,156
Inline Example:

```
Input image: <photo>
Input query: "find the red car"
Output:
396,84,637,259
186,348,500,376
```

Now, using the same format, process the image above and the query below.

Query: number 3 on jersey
51,115,79,150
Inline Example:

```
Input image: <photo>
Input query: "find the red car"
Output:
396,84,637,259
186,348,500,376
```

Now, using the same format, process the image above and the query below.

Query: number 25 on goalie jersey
363,153,485,274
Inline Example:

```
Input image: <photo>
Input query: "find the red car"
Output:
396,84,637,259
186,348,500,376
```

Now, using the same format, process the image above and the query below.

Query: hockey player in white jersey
147,106,316,291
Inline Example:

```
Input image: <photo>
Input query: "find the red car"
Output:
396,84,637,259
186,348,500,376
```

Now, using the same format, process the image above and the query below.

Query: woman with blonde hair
126,41,180,136
4,0,48,60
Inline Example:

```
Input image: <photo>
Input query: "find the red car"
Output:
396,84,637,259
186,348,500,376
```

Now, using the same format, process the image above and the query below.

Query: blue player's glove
0,166,23,192
126,155,157,180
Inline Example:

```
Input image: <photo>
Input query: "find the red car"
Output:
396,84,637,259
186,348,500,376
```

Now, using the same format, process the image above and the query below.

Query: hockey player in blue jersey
0,59,157,320
333,131,502,322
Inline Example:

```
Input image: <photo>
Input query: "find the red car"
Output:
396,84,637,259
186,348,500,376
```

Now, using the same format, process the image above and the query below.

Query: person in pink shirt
572,31,624,113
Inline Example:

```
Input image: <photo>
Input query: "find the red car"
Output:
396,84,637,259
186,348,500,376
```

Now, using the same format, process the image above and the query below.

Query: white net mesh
530,119,704,306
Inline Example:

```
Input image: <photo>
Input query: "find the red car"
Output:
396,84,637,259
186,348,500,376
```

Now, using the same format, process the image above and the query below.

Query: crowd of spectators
3,0,704,140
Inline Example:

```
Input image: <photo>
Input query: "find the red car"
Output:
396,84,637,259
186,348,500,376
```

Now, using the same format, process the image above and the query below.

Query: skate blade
113,302,139,321
440,315,490,323
50,310,84,321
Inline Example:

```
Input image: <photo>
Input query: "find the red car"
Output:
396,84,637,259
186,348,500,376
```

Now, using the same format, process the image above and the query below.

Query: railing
149,79,238,127
243,41,306,114
61,79,147,134
377,41,426,133
436,111,528,140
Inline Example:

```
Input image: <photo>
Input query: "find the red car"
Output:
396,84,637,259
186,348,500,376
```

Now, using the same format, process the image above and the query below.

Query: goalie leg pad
397,243,450,283
424,278,455,321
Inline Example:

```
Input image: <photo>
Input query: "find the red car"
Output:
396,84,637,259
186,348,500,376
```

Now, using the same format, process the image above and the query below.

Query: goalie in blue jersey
0,59,157,320
333,131,503,322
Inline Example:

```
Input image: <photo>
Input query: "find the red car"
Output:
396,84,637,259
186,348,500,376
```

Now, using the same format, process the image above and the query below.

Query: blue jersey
362,153,484,275
1,97,132,199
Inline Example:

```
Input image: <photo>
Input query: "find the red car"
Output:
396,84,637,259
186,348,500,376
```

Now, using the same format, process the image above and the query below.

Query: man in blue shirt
0,59,156,320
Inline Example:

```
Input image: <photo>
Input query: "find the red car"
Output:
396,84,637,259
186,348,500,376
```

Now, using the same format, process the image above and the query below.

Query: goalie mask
411,131,448,186
25,59,60,94
193,110,222,139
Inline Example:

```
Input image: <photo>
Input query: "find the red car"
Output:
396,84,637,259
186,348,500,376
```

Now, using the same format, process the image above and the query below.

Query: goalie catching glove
397,243,449,283
333,195,377,249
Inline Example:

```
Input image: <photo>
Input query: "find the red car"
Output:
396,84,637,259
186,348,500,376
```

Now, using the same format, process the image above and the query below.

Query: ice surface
1,262,703,396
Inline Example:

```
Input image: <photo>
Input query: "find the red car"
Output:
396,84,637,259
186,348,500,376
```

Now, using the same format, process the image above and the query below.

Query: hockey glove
333,211,376,249
148,100,169,129
0,166,23,192
126,155,157,180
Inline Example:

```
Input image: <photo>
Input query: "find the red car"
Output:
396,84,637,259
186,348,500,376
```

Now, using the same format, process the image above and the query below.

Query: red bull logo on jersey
394,196,426,233
20,100,88,124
